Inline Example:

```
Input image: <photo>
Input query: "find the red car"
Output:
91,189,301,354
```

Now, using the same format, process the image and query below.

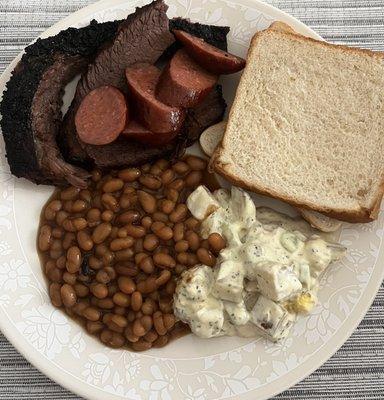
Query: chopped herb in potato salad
174,186,346,342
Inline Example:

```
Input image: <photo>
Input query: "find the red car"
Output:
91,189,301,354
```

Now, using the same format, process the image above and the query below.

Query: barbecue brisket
0,19,119,186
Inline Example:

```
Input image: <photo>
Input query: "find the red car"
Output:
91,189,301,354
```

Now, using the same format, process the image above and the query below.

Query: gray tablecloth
0,0,383,399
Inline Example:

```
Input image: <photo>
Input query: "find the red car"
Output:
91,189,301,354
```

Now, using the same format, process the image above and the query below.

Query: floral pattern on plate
0,1,383,399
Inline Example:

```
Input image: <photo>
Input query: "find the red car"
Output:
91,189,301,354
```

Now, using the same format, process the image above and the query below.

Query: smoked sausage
156,49,217,108
173,30,246,75
122,120,176,147
75,85,128,145
125,65,185,134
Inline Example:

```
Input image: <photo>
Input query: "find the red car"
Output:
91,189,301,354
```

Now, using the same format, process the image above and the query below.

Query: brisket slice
183,84,227,146
61,13,229,170
31,55,90,186
78,0,174,97
0,19,119,186
82,137,177,169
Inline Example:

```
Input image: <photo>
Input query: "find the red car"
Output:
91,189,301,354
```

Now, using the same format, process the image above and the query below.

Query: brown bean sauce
37,156,220,351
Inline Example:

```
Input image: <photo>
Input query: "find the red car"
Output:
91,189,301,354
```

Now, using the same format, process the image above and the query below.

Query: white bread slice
298,208,342,232
212,26,384,222
269,23,343,231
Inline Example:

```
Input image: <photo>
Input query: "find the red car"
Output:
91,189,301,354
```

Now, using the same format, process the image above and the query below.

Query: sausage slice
156,49,217,108
122,120,175,147
173,30,246,75
75,85,128,145
125,65,185,135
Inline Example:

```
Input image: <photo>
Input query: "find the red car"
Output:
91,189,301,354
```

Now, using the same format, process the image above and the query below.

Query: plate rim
0,1,381,400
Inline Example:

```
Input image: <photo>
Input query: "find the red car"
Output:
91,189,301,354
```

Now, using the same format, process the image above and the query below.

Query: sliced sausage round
156,49,217,108
173,30,246,75
122,120,176,147
125,65,186,134
75,85,128,145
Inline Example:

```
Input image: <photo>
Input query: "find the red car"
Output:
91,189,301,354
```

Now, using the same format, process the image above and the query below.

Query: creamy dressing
174,186,346,342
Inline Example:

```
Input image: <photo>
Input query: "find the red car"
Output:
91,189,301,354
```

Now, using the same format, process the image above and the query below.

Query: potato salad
174,186,346,342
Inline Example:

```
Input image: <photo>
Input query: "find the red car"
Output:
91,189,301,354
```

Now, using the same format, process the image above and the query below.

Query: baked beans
131,291,143,311
119,210,141,225
101,210,114,222
38,225,52,251
92,222,112,244
165,188,179,203
44,200,62,221
160,169,175,185
160,199,175,214
90,283,109,299
143,234,159,251
185,171,203,188
125,224,146,238
185,155,207,171
118,276,136,294
110,237,134,251
72,199,87,213
77,230,93,251
208,233,226,254
173,223,185,242
118,168,141,182
139,174,162,190
132,318,146,337
102,178,124,193
38,156,220,351
139,256,155,274
66,246,82,273
60,186,80,201
153,253,176,269
185,231,200,251
174,240,188,253
172,161,190,175
141,216,153,229
49,283,62,307
138,191,156,213
196,248,216,267
61,284,77,307
152,211,168,223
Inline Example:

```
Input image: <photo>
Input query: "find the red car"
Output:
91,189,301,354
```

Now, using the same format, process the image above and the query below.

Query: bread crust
211,26,384,223
260,23,384,59
212,159,378,222
269,21,296,34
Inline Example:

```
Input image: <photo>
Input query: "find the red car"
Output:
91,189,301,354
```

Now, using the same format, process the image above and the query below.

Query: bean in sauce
38,157,221,351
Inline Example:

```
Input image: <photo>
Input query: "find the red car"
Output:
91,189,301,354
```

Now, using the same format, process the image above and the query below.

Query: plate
0,1,383,399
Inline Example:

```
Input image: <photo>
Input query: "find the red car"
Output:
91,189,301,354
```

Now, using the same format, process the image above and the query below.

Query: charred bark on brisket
0,19,120,186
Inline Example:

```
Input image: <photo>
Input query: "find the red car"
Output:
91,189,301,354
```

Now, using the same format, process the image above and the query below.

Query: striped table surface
0,0,383,399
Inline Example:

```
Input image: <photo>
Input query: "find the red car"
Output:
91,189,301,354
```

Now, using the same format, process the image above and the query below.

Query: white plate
0,1,383,399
